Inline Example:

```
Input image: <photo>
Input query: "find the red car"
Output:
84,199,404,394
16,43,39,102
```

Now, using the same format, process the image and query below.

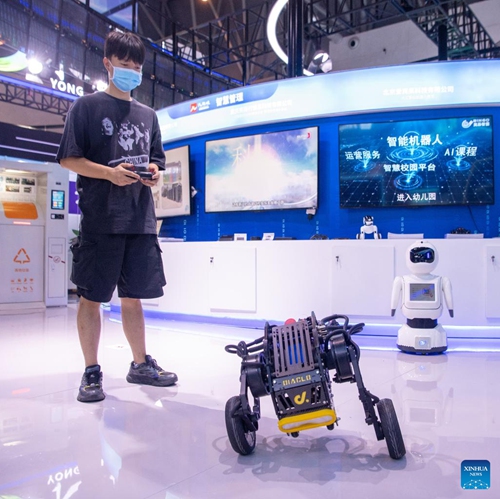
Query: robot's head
406,240,438,274
363,215,374,226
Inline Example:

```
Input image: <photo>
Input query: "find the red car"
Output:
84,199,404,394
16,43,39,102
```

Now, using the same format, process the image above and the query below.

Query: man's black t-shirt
56,92,165,234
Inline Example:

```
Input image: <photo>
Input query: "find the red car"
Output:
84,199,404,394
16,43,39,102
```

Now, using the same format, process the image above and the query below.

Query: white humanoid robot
391,240,453,354
356,215,382,239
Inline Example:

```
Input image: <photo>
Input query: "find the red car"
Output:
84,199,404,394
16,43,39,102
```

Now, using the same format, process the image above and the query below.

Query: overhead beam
0,79,73,116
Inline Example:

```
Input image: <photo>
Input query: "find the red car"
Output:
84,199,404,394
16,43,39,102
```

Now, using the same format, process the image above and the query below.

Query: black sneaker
77,364,105,402
126,355,178,387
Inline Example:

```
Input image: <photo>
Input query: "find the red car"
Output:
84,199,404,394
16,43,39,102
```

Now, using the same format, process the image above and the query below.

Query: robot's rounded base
397,323,447,355
397,344,447,355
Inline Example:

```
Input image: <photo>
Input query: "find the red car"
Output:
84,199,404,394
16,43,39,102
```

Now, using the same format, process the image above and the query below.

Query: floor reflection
0,307,498,498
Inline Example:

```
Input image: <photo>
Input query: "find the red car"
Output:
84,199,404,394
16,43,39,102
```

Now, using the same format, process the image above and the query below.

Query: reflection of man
101,117,114,136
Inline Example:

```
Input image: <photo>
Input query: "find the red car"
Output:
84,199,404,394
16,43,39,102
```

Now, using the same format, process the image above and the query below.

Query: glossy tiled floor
0,304,499,499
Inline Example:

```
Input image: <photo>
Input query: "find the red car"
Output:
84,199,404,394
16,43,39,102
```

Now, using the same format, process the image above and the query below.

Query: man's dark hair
104,30,146,65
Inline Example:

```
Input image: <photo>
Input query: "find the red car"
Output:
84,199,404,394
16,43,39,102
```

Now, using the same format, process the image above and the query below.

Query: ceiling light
266,0,312,76
0,50,28,72
27,58,43,75
94,80,108,91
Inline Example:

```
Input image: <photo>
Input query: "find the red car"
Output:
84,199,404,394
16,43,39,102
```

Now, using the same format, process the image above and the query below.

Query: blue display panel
51,189,65,210
205,126,318,213
339,116,494,208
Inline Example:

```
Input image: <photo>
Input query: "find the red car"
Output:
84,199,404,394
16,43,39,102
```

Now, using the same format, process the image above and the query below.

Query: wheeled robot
391,240,453,354
224,312,406,459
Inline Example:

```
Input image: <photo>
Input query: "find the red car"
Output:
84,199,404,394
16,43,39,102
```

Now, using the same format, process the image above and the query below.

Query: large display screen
339,116,494,208
205,126,318,213
152,145,191,218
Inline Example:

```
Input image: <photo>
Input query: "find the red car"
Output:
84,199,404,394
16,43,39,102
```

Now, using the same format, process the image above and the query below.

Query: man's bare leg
122,297,178,386
121,297,147,364
76,296,105,402
77,296,102,367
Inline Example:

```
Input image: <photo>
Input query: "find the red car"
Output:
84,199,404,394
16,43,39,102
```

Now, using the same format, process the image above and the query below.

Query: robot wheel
376,398,406,460
225,396,257,455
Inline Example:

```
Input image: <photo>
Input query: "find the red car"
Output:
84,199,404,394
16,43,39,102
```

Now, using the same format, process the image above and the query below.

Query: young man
57,30,177,402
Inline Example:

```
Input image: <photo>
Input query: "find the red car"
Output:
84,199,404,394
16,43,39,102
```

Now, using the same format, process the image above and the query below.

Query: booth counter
110,238,500,337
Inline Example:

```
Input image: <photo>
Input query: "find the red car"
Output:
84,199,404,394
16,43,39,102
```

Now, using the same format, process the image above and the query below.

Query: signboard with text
157,60,500,144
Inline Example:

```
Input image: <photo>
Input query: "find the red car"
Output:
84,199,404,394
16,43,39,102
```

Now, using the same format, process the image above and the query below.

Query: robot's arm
442,276,454,317
390,276,403,316
370,225,382,239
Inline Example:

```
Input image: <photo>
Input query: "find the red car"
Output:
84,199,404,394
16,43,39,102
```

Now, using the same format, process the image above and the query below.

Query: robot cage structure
224,313,406,460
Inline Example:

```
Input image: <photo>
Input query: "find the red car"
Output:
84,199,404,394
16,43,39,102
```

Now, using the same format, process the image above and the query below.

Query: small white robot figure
356,215,382,239
391,240,453,354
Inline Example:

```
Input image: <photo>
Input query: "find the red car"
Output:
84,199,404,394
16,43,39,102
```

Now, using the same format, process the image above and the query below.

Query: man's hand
139,163,160,187
109,163,140,186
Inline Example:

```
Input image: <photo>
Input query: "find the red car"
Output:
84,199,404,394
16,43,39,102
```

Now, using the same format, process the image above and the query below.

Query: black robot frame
225,312,406,460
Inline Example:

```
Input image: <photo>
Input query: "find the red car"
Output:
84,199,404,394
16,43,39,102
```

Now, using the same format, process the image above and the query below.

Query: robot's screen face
410,247,435,264
410,283,436,301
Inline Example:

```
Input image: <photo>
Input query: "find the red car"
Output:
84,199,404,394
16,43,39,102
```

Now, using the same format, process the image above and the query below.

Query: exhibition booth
112,59,500,337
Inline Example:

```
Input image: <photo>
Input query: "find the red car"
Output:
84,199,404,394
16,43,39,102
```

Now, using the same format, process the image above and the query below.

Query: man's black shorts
70,233,166,303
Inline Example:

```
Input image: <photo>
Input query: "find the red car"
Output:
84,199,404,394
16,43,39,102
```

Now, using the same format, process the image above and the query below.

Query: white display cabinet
109,238,500,338
0,160,69,311
485,245,500,318
332,243,395,317
208,246,257,312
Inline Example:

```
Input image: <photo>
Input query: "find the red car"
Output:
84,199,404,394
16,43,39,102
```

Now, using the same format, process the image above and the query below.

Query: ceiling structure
0,0,499,131
126,0,500,81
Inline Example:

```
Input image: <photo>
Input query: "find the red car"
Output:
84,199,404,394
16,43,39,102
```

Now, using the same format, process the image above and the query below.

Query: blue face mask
110,64,142,92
